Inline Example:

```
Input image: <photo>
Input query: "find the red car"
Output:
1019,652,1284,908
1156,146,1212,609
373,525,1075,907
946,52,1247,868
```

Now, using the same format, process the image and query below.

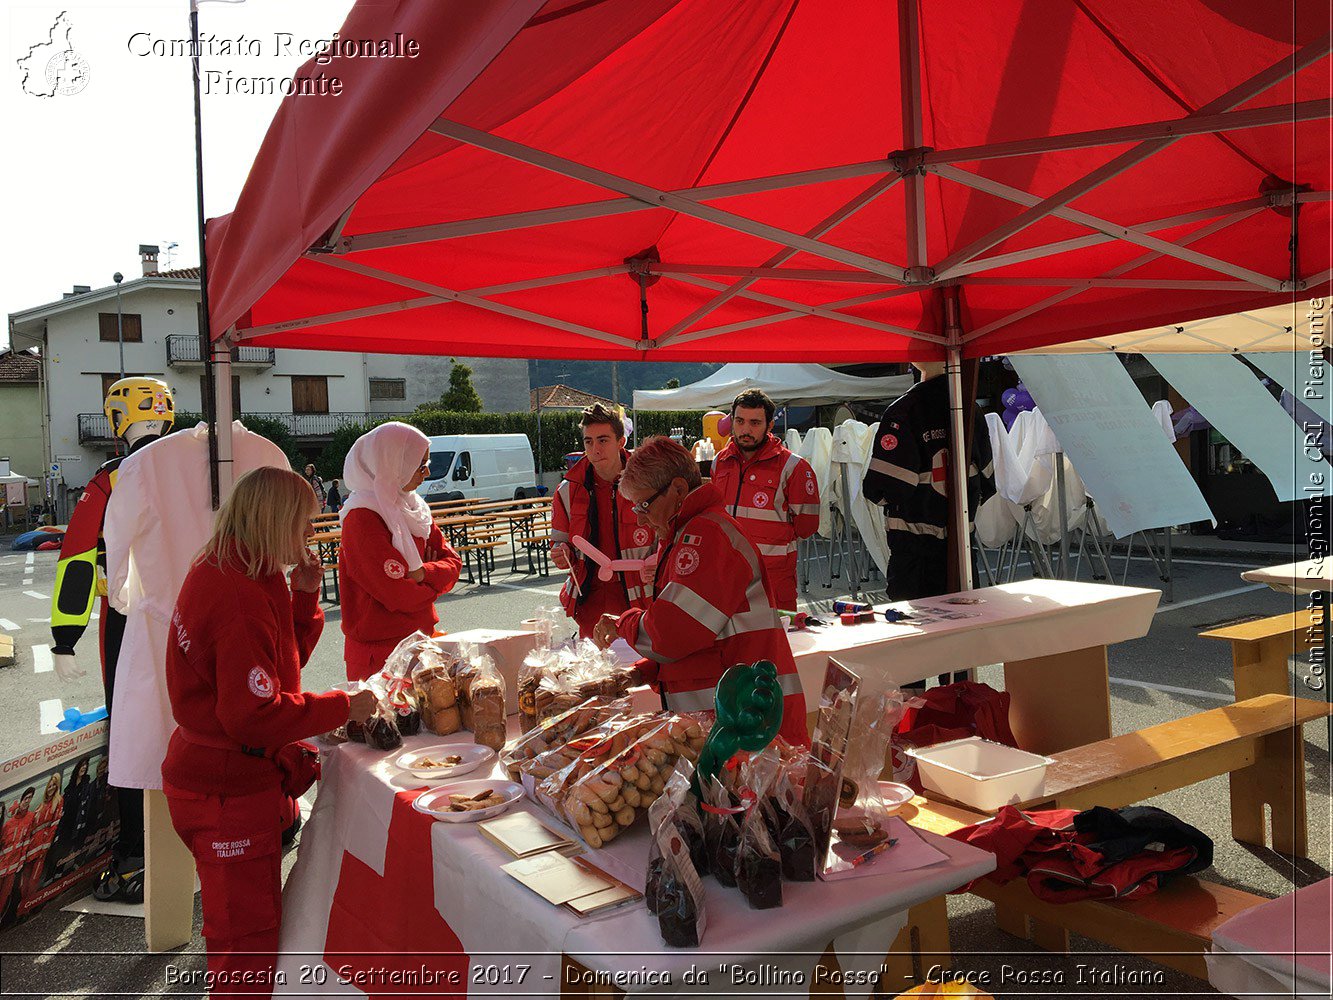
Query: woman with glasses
592,437,808,746
338,422,462,681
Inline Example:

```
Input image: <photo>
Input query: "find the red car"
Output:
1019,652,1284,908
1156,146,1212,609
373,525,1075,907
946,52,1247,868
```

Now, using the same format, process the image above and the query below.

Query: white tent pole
931,35,1332,277
211,327,235,497
428,119,910,281
898,0,927,273
943,291,973,592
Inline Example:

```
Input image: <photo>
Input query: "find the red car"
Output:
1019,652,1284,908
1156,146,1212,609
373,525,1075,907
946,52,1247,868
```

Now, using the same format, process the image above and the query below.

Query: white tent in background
632,364,912,411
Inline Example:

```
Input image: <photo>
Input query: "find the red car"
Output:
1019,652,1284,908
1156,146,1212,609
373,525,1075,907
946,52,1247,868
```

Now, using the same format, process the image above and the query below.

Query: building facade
8,252,529,490
0,349,44,504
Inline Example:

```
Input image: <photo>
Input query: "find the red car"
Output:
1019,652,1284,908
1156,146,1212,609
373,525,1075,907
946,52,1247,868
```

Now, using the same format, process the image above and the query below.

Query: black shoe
281,811,302,847
93,855,144,904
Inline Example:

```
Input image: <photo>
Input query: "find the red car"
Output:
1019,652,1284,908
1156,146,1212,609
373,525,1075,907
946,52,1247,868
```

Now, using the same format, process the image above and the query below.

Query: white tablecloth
1241,560,1333,597
789,579,1160,710
1206,878,1332,999
277,727,995,998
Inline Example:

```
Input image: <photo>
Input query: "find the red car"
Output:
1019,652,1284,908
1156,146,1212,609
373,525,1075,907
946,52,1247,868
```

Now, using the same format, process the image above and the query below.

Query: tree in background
663,377,680,389
428,359,483,413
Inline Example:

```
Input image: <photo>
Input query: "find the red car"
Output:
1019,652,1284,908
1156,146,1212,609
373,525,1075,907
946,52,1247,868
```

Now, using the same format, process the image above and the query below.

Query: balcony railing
79,411,374,444
231,412,373,438
78,413,113,444
166,335,275,367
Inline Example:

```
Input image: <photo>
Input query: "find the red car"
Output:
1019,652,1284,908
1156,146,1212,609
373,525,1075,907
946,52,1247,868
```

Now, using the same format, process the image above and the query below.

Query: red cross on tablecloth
324,790,470,998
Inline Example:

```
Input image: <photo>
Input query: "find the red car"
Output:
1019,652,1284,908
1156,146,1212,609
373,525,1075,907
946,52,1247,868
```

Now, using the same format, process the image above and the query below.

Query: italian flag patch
681,533,703,546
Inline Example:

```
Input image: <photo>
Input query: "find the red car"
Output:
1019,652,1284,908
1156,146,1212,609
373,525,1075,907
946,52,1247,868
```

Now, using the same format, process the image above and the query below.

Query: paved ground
0,535,1328,998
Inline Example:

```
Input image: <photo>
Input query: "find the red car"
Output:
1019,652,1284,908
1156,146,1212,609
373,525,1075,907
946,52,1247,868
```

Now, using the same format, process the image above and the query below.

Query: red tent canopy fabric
206,0,1332,362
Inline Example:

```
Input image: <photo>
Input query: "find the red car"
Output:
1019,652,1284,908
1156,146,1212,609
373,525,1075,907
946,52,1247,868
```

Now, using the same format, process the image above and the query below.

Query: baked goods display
518,639,637,733
500,696,630,780
447,789,504,813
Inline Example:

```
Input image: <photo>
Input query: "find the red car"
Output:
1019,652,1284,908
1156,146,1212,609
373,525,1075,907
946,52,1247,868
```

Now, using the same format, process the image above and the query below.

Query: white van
415,434,537,502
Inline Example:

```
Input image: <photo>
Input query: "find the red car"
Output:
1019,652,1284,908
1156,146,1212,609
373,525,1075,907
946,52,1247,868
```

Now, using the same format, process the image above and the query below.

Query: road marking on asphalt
39,698,64,735
33,644,53,674
28,618,50,624
25,553,34,569
1109,676,1233,703
23,578,33,586
1153,583,1268,613
0,619,17,631
24,590,50,601
459,580,564,596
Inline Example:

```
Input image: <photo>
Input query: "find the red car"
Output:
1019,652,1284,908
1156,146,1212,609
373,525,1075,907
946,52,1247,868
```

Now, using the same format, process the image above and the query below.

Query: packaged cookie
646,800,707,947
500,696,629,779
735,752,782,909
699,771,743,888
466,658,507,751
769,756,818,882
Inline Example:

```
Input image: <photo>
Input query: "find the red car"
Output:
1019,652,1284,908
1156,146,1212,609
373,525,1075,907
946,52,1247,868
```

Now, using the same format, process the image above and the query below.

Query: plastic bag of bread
501,696,629,780
517,648,555,733
467,658,507,751
411,644,461,736
559,715,706,848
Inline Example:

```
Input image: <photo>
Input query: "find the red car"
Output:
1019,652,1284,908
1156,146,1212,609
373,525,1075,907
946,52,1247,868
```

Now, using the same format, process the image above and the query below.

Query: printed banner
0,722,115,930
1011,354,1213,538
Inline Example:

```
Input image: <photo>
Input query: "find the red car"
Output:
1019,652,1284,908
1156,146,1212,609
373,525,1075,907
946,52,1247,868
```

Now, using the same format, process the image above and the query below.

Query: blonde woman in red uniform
338,422,462,681
20,774,62,901
162,467,375,995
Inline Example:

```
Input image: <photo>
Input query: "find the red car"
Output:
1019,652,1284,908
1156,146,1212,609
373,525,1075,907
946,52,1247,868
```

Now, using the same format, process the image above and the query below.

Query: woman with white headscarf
338,422,462,681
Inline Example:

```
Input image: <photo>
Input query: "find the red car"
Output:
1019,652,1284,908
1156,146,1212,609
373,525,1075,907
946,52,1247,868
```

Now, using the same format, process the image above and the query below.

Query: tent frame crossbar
426,119,911,282
935,164,1285,291
931,35,1333,279
655,174,903,344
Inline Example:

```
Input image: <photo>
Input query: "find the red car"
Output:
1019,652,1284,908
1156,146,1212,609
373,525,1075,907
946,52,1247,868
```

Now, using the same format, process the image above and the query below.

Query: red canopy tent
203,0,1331,582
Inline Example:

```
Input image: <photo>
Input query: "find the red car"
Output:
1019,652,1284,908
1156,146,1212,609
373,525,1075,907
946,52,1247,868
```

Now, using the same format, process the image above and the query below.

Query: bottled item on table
646,777,707,947
735,750,783,909
500,696,629,780
700,771,743,888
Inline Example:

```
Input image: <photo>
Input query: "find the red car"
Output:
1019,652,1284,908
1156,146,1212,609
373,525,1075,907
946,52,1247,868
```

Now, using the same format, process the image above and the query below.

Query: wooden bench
1200,609,1316,700
1008,693,1330,858
903,798,1269,980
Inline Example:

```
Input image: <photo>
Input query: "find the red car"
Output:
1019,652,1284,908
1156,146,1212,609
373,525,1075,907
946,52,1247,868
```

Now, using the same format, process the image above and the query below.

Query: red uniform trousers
163,781,287,998
343,635,403,682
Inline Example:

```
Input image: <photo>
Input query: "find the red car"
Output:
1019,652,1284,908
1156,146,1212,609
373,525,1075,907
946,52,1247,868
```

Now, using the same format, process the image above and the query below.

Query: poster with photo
0,722,116,930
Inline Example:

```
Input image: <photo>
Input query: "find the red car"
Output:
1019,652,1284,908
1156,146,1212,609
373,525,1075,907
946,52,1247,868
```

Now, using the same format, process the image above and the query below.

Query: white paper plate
396,743,496,780
412,779,523,823
878,781,916,815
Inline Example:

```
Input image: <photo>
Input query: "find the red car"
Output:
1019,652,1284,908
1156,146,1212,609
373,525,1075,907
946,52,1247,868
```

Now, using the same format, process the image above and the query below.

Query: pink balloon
717,414,732,436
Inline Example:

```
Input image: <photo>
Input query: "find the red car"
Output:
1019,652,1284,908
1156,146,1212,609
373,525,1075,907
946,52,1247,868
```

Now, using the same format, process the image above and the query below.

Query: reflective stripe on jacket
551,453,654,621
616,483,808,747
710,435,819,610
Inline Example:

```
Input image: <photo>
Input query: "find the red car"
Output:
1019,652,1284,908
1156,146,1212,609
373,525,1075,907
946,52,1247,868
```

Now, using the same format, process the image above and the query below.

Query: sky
3,0,357,345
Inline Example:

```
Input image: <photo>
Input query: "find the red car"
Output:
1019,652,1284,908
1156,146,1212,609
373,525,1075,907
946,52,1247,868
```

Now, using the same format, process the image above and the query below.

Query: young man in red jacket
593,437,808,747
550,404,654,638
710,389,820,613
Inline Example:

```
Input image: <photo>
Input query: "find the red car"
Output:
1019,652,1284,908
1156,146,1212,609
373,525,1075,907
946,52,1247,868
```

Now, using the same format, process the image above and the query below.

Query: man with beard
710,390,820,613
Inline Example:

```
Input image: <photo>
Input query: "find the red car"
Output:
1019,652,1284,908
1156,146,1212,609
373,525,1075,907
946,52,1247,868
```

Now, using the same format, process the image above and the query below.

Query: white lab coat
103,422,290,790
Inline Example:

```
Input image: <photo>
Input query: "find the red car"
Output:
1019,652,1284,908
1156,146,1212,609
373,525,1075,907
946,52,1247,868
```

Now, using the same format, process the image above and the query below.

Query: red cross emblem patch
930,450,949,496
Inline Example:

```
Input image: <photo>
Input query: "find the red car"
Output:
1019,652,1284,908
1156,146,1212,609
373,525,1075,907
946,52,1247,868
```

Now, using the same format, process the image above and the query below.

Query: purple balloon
1013,389,1034,409
1000,387,1018,409
1002,406,1019,430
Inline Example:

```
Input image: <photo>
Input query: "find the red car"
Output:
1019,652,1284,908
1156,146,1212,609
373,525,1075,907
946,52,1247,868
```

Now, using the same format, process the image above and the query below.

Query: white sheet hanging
832,420,889,576
798,426,835,538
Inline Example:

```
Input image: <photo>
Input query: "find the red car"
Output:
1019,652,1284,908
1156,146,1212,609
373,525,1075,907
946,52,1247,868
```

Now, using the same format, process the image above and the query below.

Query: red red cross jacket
162,551,350,796
710,435,819,612
338,508,462,646
616,483,808,747
0,808,35,877
550,453,655,627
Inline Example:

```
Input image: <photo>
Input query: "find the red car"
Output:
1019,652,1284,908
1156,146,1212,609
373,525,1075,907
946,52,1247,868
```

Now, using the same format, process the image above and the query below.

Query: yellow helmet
104,377,175,439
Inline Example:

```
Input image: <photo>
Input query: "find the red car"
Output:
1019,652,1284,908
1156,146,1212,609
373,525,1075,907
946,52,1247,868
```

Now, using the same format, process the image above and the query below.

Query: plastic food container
905,737,1055,812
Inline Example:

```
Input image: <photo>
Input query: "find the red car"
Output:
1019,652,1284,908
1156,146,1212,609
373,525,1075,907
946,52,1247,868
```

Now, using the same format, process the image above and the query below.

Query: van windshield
427,451,455,481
